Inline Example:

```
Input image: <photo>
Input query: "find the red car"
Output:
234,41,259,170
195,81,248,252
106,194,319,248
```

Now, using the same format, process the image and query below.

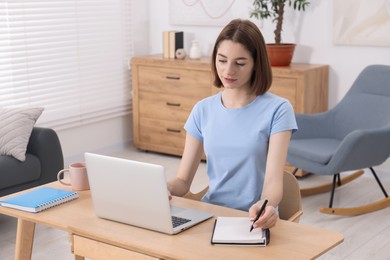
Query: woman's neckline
220,91,258,109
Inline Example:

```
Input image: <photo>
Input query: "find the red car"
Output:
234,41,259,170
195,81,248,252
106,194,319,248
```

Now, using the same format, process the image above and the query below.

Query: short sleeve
270,100,298,135
184,102,204,142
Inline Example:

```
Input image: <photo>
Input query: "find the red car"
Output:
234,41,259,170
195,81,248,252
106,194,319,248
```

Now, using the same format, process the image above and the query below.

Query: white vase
189,40,202,59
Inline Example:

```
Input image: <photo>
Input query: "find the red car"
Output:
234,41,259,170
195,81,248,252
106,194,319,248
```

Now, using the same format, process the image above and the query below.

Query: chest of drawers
131,55,218,156
131,55,328,168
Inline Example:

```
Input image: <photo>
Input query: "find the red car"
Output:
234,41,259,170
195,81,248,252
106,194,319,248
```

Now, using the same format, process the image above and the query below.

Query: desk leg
15,218,35,260
69,234,85,260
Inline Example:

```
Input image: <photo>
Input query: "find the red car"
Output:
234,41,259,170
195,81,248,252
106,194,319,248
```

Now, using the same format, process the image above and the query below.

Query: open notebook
211,217,270,246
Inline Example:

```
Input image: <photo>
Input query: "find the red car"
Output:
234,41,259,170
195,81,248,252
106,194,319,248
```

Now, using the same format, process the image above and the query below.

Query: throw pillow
0,107,44,161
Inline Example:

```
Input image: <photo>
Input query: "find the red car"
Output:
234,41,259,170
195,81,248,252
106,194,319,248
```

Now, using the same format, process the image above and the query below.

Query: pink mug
57,162,90,191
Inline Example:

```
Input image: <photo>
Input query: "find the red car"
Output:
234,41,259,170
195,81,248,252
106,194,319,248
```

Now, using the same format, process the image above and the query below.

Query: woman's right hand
248,204,278,229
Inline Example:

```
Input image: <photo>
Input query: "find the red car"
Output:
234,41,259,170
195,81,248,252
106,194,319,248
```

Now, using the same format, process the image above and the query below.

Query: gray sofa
0,127,64,197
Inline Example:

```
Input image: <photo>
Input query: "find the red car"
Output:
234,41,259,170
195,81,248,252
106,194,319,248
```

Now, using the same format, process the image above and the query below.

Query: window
0,0,133,130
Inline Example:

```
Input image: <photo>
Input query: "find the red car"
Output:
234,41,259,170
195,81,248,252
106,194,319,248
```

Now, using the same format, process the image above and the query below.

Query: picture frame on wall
333,0,390,47
169,0,251,26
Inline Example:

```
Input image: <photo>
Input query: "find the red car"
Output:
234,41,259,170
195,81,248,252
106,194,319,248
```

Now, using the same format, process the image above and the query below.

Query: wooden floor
1,146,390,260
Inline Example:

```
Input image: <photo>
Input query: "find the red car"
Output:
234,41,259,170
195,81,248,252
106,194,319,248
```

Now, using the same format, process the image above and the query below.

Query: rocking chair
287,64,390,216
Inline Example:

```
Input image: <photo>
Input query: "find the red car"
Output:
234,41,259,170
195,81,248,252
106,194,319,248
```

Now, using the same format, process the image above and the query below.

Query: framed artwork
333,0,390,47
169,0,252,26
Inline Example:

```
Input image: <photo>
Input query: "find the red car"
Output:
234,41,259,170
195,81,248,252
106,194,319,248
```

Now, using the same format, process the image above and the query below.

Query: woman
167,19,297,229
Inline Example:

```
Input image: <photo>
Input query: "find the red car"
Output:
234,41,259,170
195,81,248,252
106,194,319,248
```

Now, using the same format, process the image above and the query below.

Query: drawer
139,118,186,150
73,235,159,260
139,92,196,122
138,66,211,98
269,77,297,109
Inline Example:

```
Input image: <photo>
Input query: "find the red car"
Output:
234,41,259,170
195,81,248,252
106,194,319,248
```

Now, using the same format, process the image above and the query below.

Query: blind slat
0,0,133,130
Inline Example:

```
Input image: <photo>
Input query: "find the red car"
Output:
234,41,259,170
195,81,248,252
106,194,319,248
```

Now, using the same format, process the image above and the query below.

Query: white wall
147,0,390,173
57,115,133,166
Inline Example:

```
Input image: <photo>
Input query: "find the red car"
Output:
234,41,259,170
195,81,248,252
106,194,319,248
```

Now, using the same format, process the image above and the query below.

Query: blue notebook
0,187,79,213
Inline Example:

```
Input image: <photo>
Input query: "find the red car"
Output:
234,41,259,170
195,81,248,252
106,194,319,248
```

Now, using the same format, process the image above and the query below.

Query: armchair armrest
329,126,390,172
27,127,64,185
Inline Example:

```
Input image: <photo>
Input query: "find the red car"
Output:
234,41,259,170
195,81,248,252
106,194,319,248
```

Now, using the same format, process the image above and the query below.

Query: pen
250,199,268,232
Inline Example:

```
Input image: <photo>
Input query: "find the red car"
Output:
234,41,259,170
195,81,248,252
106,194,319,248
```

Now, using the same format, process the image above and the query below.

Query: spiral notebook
0,187,79,213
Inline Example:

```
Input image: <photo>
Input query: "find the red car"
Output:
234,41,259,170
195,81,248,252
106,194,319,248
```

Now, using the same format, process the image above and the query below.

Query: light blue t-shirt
184,91,298,211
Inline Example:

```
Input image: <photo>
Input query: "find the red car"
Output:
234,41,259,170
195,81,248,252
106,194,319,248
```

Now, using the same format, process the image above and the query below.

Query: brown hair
211,19,272,96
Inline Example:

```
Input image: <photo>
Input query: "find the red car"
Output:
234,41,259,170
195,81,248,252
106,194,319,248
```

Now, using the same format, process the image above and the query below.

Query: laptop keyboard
171,216,191,228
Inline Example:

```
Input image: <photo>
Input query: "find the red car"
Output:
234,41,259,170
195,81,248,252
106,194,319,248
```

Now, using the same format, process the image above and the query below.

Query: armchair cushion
0,107,43,161
289,138,341,164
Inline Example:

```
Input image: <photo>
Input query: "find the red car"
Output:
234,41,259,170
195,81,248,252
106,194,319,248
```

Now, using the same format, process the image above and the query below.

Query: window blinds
0,0,133,130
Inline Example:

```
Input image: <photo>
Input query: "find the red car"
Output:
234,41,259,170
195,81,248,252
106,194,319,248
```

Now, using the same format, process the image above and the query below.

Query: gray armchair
0,127,64,197
287,65,390,216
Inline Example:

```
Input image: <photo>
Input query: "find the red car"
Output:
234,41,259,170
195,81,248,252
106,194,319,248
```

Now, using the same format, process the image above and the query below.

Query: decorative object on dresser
169,31,184,59
162,31,170,59
131,55,328,176
250,0,310,66
175,48,186,60
162,31,184,59
189,40,202,60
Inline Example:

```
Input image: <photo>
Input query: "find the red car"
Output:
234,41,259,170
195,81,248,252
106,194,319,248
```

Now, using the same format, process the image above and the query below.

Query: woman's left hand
248,204,278,229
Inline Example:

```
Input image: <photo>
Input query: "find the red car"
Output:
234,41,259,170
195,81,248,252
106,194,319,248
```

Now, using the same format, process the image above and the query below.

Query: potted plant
250,0,310,66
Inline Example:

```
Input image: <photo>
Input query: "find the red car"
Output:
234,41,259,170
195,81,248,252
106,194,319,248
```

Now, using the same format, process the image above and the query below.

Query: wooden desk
0,182,343,260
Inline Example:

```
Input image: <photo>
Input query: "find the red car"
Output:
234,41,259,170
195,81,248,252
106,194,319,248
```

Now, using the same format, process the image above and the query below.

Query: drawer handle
166,75,181,80
167,128,181,133
166,102,181,107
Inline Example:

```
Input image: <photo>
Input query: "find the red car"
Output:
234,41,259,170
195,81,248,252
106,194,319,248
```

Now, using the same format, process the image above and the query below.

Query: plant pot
266,44,296,67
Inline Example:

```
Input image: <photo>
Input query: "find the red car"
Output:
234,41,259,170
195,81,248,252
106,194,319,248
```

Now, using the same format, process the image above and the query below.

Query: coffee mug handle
57,169,71,186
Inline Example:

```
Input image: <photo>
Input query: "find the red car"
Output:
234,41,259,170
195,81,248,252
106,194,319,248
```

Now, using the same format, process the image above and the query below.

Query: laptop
84,152,213,235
